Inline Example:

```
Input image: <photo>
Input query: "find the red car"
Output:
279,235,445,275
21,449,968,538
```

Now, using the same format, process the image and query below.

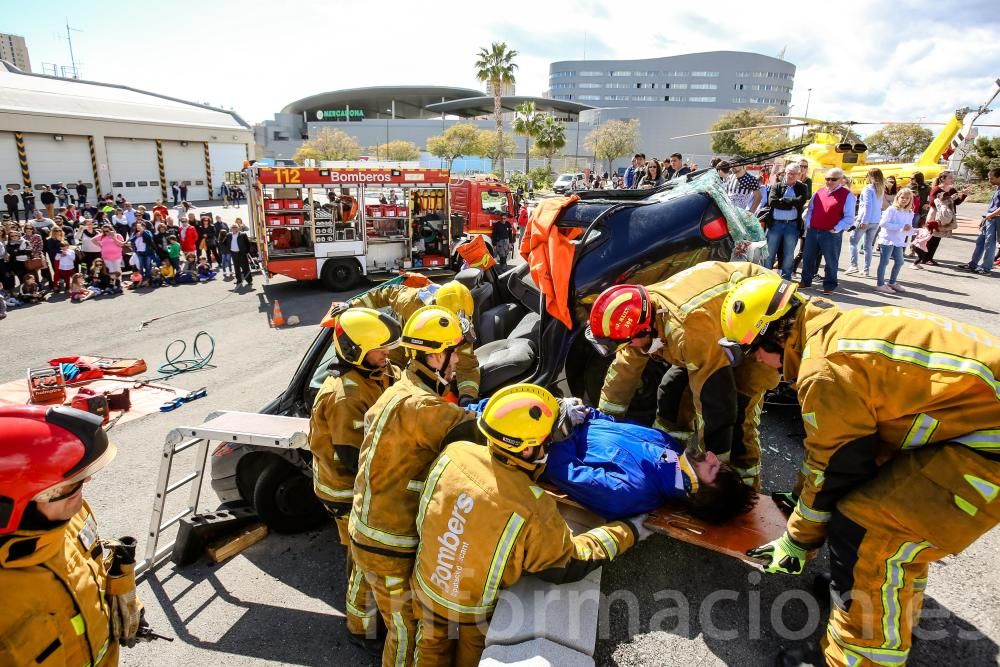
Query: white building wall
162,141,208,201
0,132,22,190
208,142,246,193
22,133,91,188
106,138,161,204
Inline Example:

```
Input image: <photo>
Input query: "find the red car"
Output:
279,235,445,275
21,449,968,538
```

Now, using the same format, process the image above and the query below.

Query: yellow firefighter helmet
720,275,799,345
333,308,402,366
478,383,560,455
401,305,466,354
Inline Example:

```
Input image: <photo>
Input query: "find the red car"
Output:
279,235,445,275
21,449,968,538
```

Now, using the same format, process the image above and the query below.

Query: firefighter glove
626,514,654,542
105,537,143,647
551,397,588,442
747,532,808,575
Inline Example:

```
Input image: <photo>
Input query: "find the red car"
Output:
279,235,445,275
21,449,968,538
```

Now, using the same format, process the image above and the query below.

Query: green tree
474,129,516,164
513,101,544,173
709,107,791,157
585,119,640,174
368,140,421,161
293,127,361,162
862,124,934,161
532,115,567,173
963,136,1000,179
426,123,481,169
475,41,518,179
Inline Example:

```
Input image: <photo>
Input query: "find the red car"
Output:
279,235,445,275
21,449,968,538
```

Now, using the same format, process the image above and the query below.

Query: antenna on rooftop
65,18,82,78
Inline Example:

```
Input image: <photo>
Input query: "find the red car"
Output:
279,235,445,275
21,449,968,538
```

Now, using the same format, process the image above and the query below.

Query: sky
4,0,1000,136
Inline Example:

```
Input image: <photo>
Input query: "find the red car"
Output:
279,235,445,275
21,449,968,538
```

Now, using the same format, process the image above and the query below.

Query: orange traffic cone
271,300,286,327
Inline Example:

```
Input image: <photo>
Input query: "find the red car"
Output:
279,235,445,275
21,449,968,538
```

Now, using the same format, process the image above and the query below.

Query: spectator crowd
0,188,254,319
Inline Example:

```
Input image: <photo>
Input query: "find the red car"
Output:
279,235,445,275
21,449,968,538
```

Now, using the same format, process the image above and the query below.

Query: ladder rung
166,471,199,494
158,508,192,533
174,439,201,454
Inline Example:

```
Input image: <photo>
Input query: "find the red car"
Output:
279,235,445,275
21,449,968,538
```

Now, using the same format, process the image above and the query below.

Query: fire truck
245,165,459,291
448,174,515,236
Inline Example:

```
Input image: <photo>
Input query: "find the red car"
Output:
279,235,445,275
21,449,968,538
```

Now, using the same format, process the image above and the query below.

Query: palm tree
533,116,567,175
475,42,518,179
512,101,543,173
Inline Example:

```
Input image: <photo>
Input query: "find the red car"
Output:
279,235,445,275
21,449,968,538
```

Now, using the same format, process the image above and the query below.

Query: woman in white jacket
847,168,884,276
874,188,914,294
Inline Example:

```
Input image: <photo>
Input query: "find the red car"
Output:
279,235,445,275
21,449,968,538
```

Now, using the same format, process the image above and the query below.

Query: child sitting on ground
16,274,47,303
89,259,113,296
149,265,165,288
159,260,176,286
176,252,199,284
196,257,217,281
68,273,92,303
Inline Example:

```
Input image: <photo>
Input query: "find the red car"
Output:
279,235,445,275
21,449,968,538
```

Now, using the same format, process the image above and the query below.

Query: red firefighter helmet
0,406,116,534
586,285,655,356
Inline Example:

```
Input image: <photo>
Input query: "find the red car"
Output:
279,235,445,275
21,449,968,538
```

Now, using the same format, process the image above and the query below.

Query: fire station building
0,61,254,204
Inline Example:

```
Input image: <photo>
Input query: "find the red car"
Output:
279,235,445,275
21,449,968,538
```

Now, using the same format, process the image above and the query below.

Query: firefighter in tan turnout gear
721,275,1000,667
0,406,146,667
326,279,482,405
348,305,476,667
411,383,649,666
588,261,779,488
308,307,403,650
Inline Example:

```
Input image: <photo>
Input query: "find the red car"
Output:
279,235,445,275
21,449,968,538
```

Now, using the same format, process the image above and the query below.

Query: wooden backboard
545,485,788,569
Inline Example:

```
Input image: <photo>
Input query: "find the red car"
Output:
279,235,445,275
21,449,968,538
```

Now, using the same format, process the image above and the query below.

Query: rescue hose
156,331,216,379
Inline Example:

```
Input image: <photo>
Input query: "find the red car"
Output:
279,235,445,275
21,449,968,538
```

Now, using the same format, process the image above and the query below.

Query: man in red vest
799,167,856,294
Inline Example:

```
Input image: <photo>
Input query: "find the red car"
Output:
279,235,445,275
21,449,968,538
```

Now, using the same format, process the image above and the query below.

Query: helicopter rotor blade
670,122,810,140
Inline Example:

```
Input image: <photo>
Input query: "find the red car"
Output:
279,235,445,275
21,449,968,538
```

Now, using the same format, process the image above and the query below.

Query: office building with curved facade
255,51,795,173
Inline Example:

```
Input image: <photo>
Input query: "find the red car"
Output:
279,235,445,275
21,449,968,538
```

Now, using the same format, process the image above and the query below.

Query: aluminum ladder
137,410,310,575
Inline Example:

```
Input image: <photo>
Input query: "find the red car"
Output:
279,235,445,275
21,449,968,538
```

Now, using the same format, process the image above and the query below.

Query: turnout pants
335,516,376,637
655,362,777,489
351,545,417,667
823,442,1000,667
414,609,488,667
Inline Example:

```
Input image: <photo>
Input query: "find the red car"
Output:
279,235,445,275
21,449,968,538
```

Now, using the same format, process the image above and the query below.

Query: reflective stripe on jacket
348,283,480,399
599,261,778,456
349,364,474,555
412,441,636,623
308,364,396,505
0,504,117,667
784,301,1000,549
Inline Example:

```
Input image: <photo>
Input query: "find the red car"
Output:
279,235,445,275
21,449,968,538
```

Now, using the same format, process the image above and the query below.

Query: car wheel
322,259,360,292
252,460,326,533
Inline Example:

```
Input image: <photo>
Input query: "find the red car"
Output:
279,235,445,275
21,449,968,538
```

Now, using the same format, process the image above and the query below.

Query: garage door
208,142,247,195
107,138,161,205
163,141,208,201
22,133,92,193
0,132,22,191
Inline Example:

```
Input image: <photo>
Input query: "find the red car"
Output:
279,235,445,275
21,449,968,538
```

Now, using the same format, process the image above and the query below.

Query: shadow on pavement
142,526,378,667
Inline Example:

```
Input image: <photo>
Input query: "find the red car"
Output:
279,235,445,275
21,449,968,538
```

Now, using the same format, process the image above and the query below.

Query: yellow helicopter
673,83,1000,194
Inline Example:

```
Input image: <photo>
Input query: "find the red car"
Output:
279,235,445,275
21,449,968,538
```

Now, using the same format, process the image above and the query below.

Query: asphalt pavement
1,202,998,666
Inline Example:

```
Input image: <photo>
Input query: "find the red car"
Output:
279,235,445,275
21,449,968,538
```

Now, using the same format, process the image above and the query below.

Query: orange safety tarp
518,195,581,329
457,235,496,271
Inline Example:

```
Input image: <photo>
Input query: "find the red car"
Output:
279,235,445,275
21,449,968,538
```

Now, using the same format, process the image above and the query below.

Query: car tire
322,259,360,292
252,460,326,533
